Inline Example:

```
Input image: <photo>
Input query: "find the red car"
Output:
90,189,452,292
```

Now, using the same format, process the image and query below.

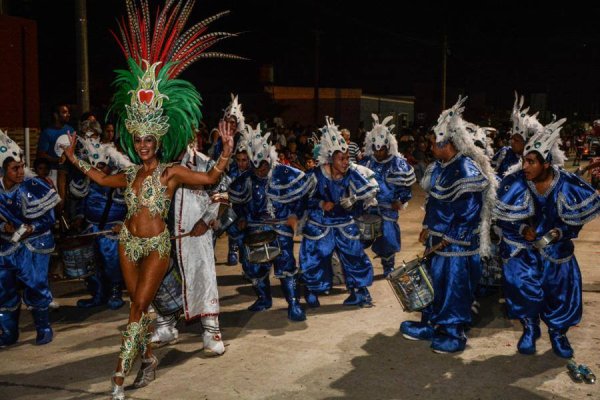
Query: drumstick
170,231,192,240
67,229,114,239
422,241,445,258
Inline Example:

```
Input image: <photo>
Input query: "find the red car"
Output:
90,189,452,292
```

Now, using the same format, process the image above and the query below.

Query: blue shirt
38,124,74,163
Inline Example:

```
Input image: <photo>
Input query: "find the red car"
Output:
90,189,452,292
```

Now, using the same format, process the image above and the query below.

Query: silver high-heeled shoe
133,354,159,388
111,372,125,400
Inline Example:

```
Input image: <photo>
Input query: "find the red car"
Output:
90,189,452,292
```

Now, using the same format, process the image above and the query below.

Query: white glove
340,194,357,210
363,196,378,209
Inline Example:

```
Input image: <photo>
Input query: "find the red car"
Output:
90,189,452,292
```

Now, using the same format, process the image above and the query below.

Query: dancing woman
63,1,241,398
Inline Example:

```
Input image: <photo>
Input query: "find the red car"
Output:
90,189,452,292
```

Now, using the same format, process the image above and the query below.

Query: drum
331,251,345,285
355,214,383,241
152,261,183,316
213,204,238,238
62,237,96,279
243,230,281,264
479,248,503,287
387,257,434,312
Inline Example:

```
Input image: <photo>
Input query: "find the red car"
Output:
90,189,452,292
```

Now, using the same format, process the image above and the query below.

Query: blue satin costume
229,163,314,320
299,165,378,296
402,153,489,353
225,163,246,264
494,168,600,336
0,177,60,346
359,155,415,275
70,178,127,309
492,146,520,177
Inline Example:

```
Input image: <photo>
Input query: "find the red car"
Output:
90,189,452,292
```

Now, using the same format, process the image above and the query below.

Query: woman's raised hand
218,119,234,158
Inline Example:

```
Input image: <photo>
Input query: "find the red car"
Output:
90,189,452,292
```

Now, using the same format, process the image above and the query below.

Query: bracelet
213,165,223,173
78,159,92,173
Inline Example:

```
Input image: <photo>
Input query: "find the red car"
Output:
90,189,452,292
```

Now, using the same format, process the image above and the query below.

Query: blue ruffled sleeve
228,171,251,219
555,171,600,239
386,156,415,204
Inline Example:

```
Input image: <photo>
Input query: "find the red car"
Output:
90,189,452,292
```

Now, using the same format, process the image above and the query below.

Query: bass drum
152,260,184,316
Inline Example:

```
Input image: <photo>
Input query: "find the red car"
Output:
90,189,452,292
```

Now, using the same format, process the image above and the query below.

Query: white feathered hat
524,117,567,166
511,91,543,141
79,137,133,170
0,129,24,167
243,124,277,168
433,95,468,144
223,93,246,133
318,116,348,164
363,114,398,157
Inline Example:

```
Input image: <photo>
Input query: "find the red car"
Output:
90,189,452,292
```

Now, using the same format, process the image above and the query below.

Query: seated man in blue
494,117,600,358
229,125,314,322
69,137,133,309
401,97,496,353
359,114,415,277
492,92,543,177
300,117,379,308
0,130,60,346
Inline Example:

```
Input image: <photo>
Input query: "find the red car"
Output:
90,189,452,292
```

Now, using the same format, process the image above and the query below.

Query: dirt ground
1,162,599,400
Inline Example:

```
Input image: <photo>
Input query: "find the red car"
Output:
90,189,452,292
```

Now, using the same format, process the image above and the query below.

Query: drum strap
99,189,115,230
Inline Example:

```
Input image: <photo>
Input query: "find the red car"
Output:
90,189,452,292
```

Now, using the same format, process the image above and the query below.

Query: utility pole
441,33,447,110
313,29,321,126
76,0,90,114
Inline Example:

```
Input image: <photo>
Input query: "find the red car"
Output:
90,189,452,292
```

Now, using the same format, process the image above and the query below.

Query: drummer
68,136,133,310
359,114,415,277
299,117,379,308
228,124,315,322
400,97,496,354
0,130,61,346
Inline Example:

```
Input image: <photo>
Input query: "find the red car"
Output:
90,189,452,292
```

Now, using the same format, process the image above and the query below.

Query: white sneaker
202,331,225,356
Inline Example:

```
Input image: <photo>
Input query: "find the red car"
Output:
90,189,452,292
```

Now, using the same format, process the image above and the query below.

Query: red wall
0,15,40,129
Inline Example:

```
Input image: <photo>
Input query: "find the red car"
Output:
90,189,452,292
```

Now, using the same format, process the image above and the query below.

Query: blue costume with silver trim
406,153,488,352
494,168,600,354
491,146,520,177
299,165,378,304
359,155,415,276
70,177,127,309
229,163,314,320
0,177,60,346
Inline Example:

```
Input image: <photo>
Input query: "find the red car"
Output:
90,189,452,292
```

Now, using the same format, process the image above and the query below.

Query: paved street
1,165,599,400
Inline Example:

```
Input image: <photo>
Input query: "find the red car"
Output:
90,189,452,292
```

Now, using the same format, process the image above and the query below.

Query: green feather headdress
108,0,244,163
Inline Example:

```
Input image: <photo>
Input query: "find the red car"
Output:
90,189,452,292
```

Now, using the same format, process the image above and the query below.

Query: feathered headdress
318,117,348,164
242,124,278,169
511,91,543,141
224,94,246,133
79,137,134,171
524,117,567,166
432,95,468,144
465,121,495,158
432,97,499,258
0,129,23,167
363,114,398,157
108,0,242,163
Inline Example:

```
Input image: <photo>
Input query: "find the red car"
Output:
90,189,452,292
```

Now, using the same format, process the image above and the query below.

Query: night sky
7,0,600,124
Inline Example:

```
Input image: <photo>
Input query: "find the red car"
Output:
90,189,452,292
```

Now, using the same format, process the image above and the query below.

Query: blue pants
503,249,582,330
89,224,123,286
240,225,297,280
300,222,373,292
0,246,52,309
424,253,479,326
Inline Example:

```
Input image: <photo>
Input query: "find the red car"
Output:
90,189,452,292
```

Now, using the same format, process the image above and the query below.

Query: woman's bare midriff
124,207,167,238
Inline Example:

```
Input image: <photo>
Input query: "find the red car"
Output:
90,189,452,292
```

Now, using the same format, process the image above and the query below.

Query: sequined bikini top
123,163,172,220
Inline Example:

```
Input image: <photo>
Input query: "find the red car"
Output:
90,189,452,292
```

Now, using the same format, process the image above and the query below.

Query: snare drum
479,252,503,287
214,204,238,238
62,237,96,279
355,214,383,241
387,257,434,312
243,230,281,264
152,262,183,316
